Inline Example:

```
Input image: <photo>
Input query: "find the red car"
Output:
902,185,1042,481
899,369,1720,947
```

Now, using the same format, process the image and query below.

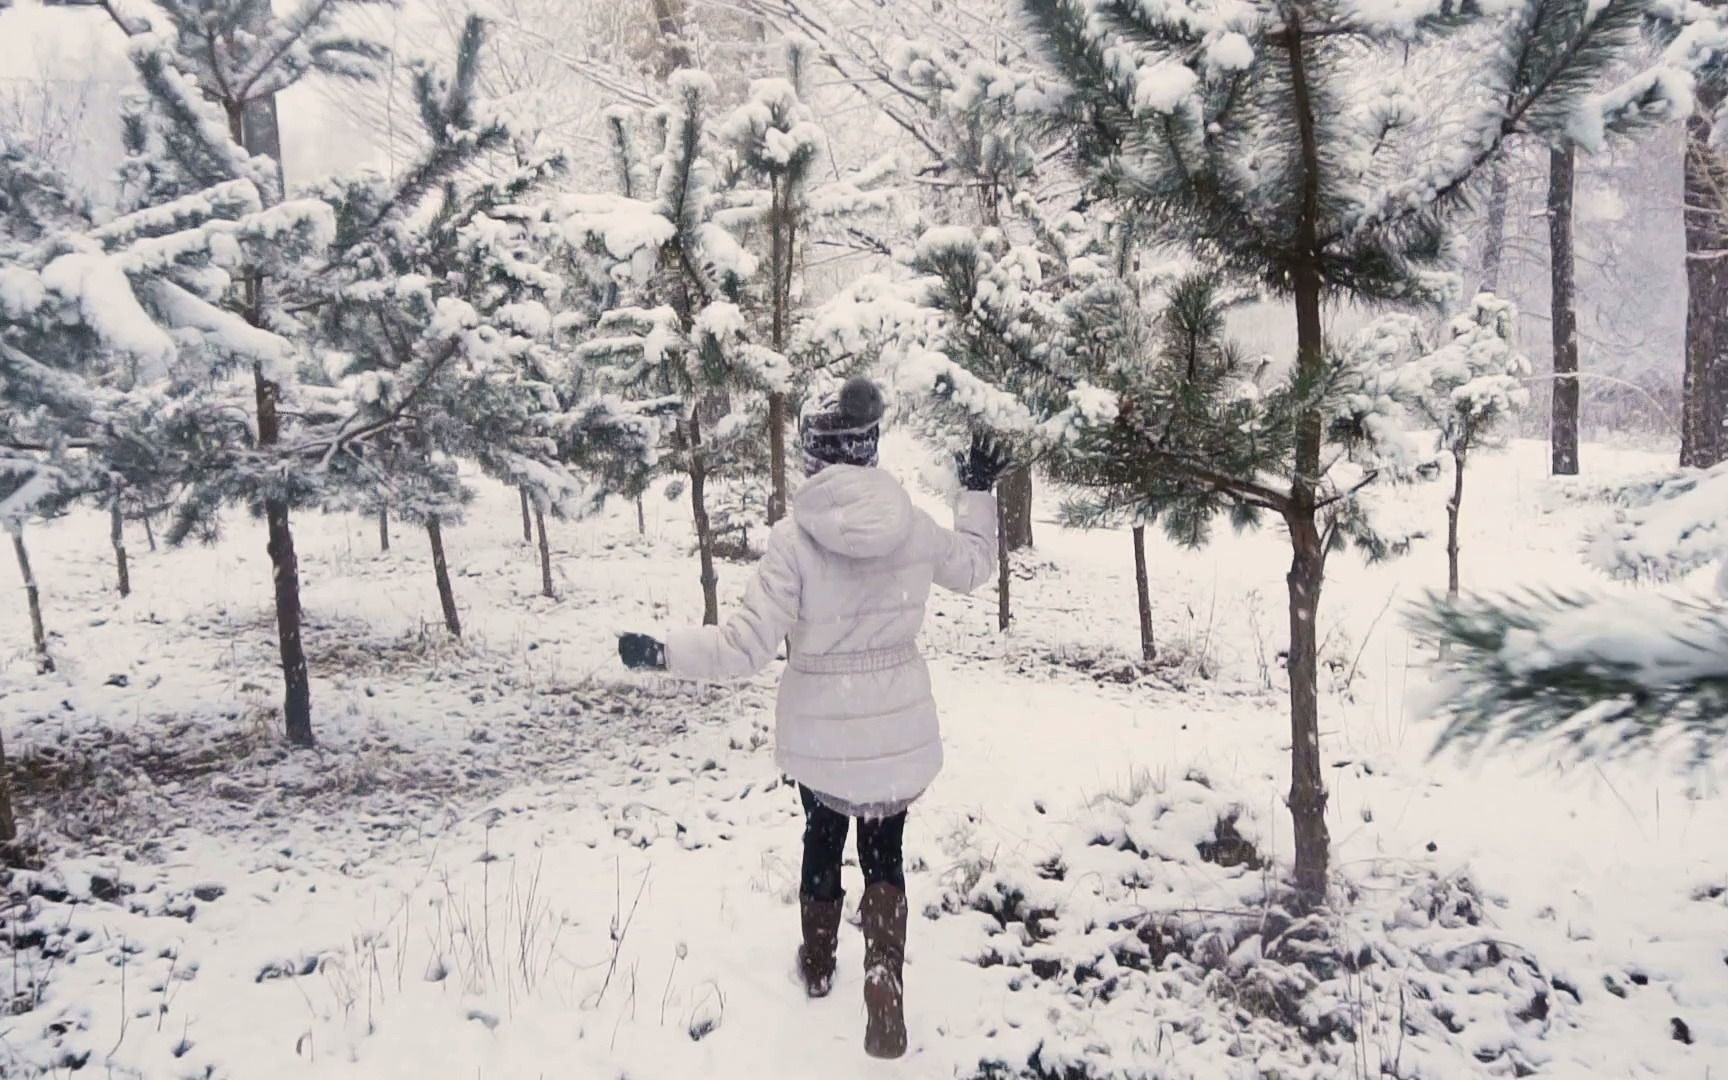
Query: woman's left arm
662,523,802,680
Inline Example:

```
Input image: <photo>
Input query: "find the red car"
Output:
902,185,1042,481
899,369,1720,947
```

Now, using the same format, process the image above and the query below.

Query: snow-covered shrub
936,771,1568,1078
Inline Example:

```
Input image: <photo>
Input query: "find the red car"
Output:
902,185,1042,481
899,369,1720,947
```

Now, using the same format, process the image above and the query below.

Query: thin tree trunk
996,493,1012,632
1282,10,1332,906
378,506,390,552
229,95,312,748
768,393,790,526
1682,92,1728,468
688,411,719,626
1132,524,1155,664
0,724,16,845
519,487,533,543
535,507,555,599
1548,143,1580,476
10,527,52,674
1000,467,1035,551
110,498,131,599
143,510,157,553
426,516,462,638
1478,161,1511,295
766,178,792,526
1447,448,1466,600
636,493,647,536
264,491,312,744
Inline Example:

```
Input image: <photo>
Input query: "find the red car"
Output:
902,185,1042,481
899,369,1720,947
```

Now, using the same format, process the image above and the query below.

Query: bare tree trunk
426,516,462,638
1682,92,1728,468
378,507,390,553
688,412,720,626
0,724,16,845
636,493,647,536
228,95,312,748
1548,144,1580,476
1000,467,1034,551
519,487,532,543
1132,524,1155,663
1478,161,1511,295
535,507,555,599
1282,11,1332,906
110,498,131,599
143,510,157,553
10,527,53,674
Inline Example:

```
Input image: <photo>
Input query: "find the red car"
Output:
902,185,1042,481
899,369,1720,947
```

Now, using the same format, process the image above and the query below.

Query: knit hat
799,376,886,475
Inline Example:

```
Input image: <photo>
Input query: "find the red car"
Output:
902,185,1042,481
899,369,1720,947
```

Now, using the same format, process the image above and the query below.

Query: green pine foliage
1415,588,1728,760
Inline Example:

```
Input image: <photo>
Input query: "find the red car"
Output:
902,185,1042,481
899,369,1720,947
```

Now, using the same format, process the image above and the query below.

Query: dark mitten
956,434,1012,492
618,632,668,671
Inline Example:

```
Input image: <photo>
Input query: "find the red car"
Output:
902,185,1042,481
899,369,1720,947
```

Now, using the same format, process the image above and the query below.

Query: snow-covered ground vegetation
7,0,1728,1076
2,437,1724,1077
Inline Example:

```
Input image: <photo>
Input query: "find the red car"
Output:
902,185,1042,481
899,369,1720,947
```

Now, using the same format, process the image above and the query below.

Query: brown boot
859,883,908,1058
797,894,843,998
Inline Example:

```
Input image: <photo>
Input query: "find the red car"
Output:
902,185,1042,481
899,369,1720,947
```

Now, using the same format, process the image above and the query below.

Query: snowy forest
3,0,1728,1074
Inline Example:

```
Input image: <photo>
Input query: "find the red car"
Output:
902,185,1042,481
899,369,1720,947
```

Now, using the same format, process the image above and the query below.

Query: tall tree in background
103,0,390,747
1019,0,1681,902
1681,80,1728,467
1549,144,1581,475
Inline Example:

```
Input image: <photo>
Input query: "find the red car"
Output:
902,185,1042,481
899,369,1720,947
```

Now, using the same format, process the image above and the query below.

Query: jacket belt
789,642,921,675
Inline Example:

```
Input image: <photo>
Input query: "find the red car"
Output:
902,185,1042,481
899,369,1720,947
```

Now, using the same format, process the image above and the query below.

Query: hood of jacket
792,465,914,559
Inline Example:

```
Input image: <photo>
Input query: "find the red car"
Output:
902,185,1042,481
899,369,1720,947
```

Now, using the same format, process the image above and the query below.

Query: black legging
799,785,906,901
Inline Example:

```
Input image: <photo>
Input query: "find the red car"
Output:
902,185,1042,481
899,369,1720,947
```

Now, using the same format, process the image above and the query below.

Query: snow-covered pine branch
1416,587,1728,761
1582,461,1728,587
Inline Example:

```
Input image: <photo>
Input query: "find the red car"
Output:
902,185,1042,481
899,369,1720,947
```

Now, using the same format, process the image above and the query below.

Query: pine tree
891,41,1065,556
1355,295,1531,599
891,208,1118,631
1017,0,1682,902
721,40,896,528
2,126,324,838
100,0,391,747
2,117,329,670
1050,230,1245,664
568,72,790,624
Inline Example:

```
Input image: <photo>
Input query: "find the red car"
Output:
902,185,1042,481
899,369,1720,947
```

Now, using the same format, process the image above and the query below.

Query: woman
617,376,1006,1058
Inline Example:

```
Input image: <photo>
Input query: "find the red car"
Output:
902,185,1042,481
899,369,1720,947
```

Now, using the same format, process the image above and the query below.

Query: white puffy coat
665,465,996,805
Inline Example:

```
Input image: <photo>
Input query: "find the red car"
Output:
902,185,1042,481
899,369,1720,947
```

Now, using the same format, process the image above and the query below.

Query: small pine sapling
567,72,790,624
1358,295,1532,600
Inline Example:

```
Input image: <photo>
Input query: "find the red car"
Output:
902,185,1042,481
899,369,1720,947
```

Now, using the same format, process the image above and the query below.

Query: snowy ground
3,436,1725,1078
